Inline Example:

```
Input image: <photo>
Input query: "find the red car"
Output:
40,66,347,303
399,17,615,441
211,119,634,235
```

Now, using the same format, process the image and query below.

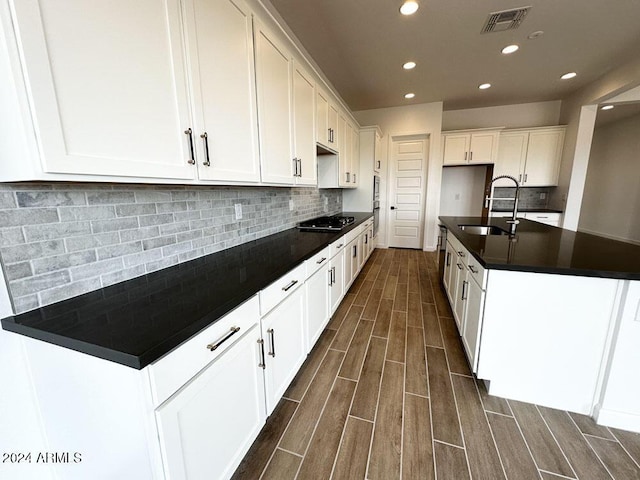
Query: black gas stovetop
297,215,355,232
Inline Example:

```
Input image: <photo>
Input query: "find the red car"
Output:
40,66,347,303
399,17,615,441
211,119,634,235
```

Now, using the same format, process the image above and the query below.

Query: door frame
385,132,430,249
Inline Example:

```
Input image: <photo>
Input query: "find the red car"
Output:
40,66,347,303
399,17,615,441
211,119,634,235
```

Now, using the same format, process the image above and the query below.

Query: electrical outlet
289,199,295,211
234,203,242,220
540,192,547,200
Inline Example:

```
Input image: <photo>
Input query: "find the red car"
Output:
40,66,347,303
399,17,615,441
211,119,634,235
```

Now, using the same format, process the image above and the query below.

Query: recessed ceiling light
601,105,614,111
528,31,544,40
478,83,491,90
501,44,519,55
404,93,416,99
403,61,417,70
400,1,419,15
560,72,577,80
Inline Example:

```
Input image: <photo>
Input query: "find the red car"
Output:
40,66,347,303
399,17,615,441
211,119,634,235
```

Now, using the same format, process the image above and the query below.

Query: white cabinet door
328,103,339,150
522,128,564,186
185,0,260,182
329,250,345,314
443,242,455,301
452,258,466,333
345,238,358,289
156,323,266,480
12,0,195,179
316,88,330,148
254,23,294,185
351,123,360,187
462,277,486,373
494,131,528,186
338,114,349,186
469,131,498,164
262,287,306,414
305,266,330,352
442,134,470,165
292,63,317,186
374,129,382,173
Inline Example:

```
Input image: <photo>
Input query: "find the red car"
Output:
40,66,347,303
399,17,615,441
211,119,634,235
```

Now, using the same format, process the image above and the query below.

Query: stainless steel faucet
485,175,521,235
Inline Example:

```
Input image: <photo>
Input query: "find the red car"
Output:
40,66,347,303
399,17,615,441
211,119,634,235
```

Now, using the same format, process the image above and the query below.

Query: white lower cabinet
305,262,330,352
261,286,306,414
329,243,346,315
461,274,486,373
155,322,266,480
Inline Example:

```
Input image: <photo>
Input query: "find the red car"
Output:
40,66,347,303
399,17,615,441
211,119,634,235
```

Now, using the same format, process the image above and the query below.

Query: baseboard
595,406,640,433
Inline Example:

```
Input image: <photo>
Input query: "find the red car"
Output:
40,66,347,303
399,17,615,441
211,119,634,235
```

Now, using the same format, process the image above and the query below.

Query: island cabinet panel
156,322,266,480
597,280,640,431
478,270,621,414
10,0,195,180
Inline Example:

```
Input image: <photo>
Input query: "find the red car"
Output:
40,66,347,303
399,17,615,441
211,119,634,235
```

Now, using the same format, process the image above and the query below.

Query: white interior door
388,135,428,249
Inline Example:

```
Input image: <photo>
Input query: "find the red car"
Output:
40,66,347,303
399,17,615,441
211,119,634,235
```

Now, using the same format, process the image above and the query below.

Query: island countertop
439,216,640,281
1,212,373,369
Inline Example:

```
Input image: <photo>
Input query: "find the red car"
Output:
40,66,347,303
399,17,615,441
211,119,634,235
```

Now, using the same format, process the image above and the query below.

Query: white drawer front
466,256,487,289
305,246,331,279
344,224,362,244
148,295,260,407
330,235,346,257
259,262,306,316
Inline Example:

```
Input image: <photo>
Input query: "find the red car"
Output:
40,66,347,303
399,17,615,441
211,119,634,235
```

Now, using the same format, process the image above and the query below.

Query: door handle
390,206,395,210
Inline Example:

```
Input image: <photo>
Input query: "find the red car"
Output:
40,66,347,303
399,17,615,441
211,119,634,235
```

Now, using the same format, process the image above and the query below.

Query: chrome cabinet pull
282,279,299,292
461,280,468,300
457,263,463,270
257,338,266,369
328,268,333,286
184,128,196,165
457,251,465,258
464,151,468,161
446,252,451,266
518,174,522,182
524,173,528,183
336,243,343,249
364,234,368,245
470,151,473,161
353,174,356,183
469,265,478,274
200,132,210,166
292,158,298,177
377,160,381,169
267,328,275,357
353,245,357,258
298,159,302,177
332,266,336,284
206,326,240,351
316,257,327,264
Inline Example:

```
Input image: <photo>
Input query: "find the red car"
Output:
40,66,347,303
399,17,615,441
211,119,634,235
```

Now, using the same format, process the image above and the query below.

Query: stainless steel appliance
437,224,447,284
373,175,380,236
297,215,355,232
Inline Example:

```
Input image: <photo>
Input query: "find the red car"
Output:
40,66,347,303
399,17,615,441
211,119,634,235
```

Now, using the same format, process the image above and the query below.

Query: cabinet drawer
259,262,306,316
305,246,330,279
466,256,487,289
148,295,260,407
344,225,361,244
330,235,346,257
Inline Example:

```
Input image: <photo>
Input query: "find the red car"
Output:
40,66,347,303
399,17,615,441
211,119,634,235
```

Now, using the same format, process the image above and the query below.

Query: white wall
552,55,640,228
442,101,561,131
354,102,443,250
439,166,487,217
578,112,640,244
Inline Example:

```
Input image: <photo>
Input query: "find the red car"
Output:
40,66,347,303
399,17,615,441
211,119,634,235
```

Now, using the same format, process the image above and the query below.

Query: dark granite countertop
439,216,640,280
1,212,373,369
490,208,564,214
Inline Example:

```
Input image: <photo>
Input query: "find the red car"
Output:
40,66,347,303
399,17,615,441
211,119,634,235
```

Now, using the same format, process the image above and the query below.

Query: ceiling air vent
481,6,531,33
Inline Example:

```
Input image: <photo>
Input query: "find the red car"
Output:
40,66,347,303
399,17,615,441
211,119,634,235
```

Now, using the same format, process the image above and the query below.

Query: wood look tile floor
232,248,640,480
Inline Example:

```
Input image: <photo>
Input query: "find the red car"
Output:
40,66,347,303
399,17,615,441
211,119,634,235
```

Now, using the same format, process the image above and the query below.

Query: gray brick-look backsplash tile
0,183,343,314
493,187,553,211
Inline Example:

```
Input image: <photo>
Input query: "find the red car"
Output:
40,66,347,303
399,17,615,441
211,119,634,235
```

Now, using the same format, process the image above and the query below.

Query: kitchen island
439,216,640,431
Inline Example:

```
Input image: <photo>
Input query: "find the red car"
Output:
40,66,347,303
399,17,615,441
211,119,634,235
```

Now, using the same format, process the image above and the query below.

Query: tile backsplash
0,183,342,314
492,187,554,210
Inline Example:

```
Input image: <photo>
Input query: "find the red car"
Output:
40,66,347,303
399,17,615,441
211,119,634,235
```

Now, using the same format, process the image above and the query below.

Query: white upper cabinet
8,0,195,180
494,127,565,187
184,0,260,182
316,88,330,148
292,62,317,185
442,129,500,166
254,22,294,185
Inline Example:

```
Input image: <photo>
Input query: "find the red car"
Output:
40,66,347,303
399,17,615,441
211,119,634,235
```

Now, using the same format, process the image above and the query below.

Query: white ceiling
268,0,640,112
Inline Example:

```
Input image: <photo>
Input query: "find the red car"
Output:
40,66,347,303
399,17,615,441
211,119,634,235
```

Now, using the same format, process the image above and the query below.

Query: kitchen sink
458,225,509,236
